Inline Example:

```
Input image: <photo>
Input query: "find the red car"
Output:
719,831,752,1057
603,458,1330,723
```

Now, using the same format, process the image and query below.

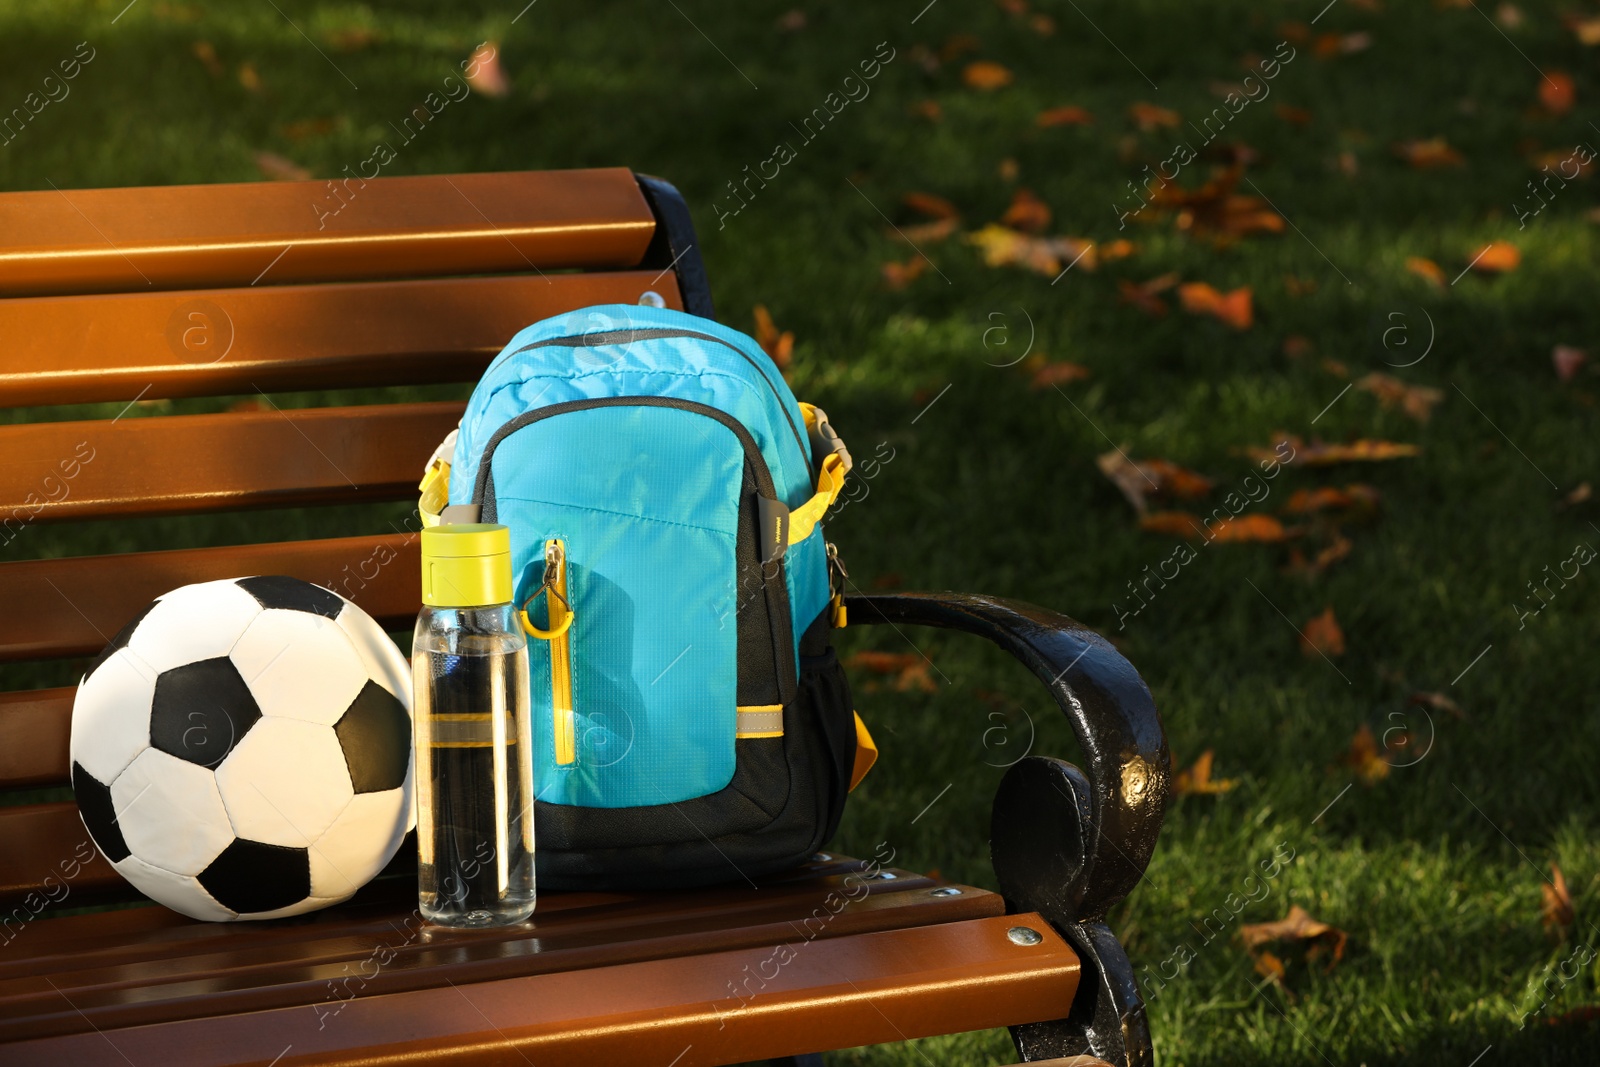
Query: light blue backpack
421,304,874,889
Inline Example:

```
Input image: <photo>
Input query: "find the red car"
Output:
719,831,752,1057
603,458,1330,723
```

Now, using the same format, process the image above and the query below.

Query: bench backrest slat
0,271,677,407
0,169,656,296
0,401,463,523
0,534,420,667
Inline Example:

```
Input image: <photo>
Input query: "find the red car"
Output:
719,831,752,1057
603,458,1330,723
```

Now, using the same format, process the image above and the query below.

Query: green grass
5,0,1600,1062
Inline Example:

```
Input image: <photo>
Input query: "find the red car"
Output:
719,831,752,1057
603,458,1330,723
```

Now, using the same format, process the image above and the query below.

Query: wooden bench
0,168,1170,1067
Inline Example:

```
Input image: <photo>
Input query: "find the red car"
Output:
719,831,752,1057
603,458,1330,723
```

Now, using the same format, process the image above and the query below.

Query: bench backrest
0,167,708,914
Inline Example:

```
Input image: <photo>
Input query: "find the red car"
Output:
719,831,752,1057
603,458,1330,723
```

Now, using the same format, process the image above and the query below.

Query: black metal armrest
845,591,1170,1067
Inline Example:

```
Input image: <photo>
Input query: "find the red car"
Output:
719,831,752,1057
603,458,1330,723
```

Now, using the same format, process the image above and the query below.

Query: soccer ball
69,576,414,921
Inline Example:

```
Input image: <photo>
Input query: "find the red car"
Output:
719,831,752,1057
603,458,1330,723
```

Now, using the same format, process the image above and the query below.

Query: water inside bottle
413,637,536,926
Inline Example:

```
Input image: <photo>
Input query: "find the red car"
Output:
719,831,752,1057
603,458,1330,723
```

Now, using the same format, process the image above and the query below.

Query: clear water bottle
412,523,536,927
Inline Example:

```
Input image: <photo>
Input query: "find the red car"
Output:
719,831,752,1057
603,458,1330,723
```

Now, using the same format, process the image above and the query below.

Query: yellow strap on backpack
789,402,852,546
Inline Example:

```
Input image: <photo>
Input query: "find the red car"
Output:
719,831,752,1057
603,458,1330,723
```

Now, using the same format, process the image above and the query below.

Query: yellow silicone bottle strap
418,458,450,529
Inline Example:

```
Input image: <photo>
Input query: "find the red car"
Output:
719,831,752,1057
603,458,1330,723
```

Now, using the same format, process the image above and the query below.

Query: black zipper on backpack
499,328,812,479
471,395,779,506
471,395,800,708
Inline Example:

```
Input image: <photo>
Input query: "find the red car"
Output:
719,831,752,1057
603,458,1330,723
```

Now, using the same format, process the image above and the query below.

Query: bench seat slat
0,863,1001,1036
1,899,1073,1066
0,271,681,408
0,534,420,664
0,401,463,524
0,169,657,297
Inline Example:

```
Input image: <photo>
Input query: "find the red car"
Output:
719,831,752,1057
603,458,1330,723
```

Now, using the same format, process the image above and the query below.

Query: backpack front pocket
484,400,790,808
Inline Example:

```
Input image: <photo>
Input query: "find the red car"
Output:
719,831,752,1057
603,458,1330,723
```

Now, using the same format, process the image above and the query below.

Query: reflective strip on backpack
736,705,783,738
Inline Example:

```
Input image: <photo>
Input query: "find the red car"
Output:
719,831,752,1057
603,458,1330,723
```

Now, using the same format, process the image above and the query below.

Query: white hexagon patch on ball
70,576,413,921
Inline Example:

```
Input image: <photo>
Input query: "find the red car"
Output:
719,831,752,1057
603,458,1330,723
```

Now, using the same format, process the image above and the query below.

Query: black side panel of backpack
534,611,855,891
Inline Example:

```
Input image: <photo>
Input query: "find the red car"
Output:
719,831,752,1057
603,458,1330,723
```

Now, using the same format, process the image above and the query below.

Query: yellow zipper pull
518,540,577,766
826,541,848,628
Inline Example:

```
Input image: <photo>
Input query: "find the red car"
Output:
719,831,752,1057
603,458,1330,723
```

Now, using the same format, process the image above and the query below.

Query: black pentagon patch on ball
71,761,131,863
235,575,344,619
150,657,261,768
198,839,311,914
84,599,158,679
334,680,411,794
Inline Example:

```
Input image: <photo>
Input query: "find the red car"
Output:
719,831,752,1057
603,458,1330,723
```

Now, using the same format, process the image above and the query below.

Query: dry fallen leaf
1209,514,1293,542
752,305,794,370
1141,459,1215,499
1027,359,1092,389
1531,147,1593,179
1342,723,1390,784
890,217,962,245
1097,452,1214,514
1395,138,1465,169
962,60,1014,90
1563,482,1593,507
1137,512,1291,542
965,225,1096,276
254,151,310,182
1553,345,1588,382
1249,435,1422,466
882,257,927,290
1254,950,1287,988
1118,273,1179,317
1313,31,1373,57
1569,13,1600,45
1001,188,1052,233
1284,531,1354,577
1356,372,1445,422
192,40,224,77
1542,863,1576,935
1540,71,1577,115
237,63,263,93
1030,13,1056,35
940,33,982,62
914,99,943,122
844,650,937,693
1147,166,1284,240
1179,282,1253,330
1139,511,1206,537
903,191,960,219
1276,103,1313,127
280,117,337,142
1300,606,1346,657
1283,335,1314,359
1129,101,1181,130
1101,239,1137,262
1498,2,1525,28
1470,240,1521,273
465,42,509,98
1239,905,1349,969
324,25,379,51
1409,691,1466,720
1406,256,1446,287
1172,749,1238,795
776,8,806,31
1037,105,1094,127
1282,484,1382,516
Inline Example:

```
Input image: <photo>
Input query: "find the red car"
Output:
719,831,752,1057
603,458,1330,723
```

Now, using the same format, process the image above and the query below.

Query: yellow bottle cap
420,523,514,607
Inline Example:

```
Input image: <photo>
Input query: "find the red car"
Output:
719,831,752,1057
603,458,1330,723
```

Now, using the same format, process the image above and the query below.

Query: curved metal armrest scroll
844,591,1170,924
